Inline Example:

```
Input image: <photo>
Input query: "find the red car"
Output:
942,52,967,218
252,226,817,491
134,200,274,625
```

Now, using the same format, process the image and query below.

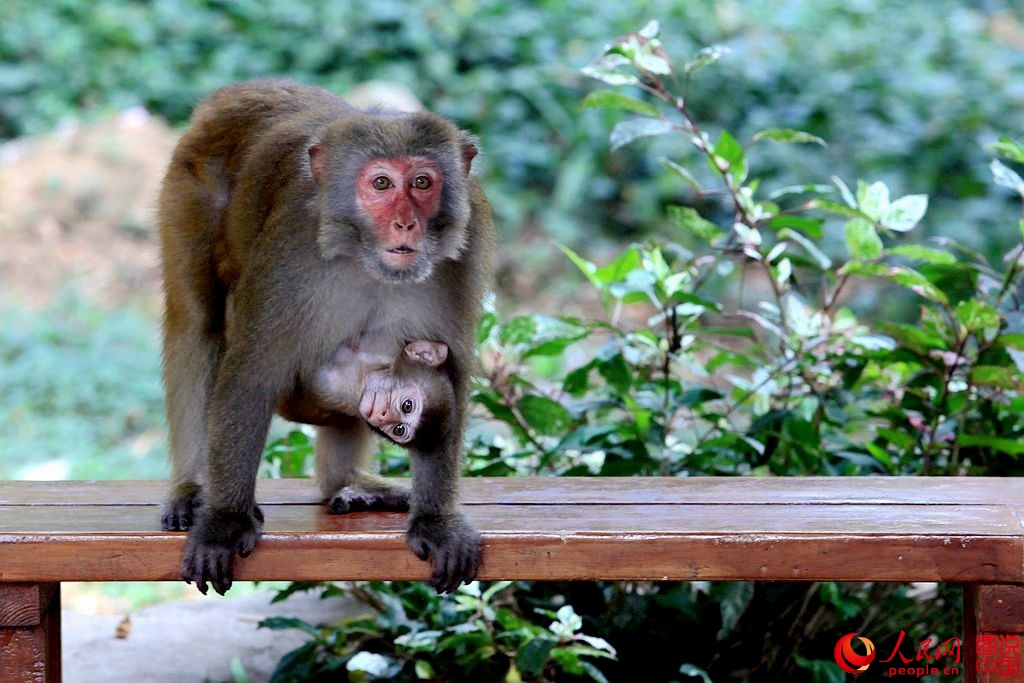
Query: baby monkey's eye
401,398,414,414
393,424,407,438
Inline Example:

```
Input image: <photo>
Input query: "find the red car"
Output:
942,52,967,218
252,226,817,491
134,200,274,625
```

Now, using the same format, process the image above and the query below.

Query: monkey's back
158,79,355,298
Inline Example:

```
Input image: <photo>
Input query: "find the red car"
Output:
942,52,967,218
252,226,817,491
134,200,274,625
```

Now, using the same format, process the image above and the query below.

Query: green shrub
0,294,166,479
1,1,1020,255
265,22,1024,682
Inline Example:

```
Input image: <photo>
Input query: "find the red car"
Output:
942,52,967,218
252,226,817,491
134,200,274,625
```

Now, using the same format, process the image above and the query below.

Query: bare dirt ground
0,108,175,312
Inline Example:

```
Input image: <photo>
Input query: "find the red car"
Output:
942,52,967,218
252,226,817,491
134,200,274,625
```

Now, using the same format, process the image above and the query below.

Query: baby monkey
311,333,456,452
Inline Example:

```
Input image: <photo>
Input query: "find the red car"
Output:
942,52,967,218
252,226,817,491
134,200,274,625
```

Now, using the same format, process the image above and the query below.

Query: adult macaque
158,78,494,595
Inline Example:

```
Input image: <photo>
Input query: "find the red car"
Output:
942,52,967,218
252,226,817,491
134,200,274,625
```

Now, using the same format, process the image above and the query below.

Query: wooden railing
1,478,1022,682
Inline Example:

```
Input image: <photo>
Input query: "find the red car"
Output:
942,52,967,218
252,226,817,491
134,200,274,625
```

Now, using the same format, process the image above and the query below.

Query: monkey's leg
315,417,410,513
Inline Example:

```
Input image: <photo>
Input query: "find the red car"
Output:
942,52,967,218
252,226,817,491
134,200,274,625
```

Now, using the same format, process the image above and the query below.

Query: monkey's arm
406,443,481,593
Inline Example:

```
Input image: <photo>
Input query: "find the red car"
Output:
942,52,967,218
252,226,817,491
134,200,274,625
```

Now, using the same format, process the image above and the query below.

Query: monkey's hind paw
182,506,264,596
328,485,409,514
406,513,482,594
161,493,201,531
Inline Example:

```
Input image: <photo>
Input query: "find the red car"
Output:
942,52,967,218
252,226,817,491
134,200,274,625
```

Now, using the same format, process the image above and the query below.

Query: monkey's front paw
181,506,263,596
406,512,481,594
328,485,410,514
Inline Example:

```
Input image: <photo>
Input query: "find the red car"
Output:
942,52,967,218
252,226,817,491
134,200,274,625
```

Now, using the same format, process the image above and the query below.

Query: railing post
965,584,1024,683
0,583,61,683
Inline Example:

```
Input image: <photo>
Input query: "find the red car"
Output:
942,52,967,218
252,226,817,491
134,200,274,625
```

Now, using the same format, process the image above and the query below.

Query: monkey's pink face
359,369,426,445
355,157,445,273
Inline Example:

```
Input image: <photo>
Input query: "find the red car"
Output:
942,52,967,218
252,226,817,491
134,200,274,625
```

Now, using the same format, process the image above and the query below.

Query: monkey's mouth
382,246,419,269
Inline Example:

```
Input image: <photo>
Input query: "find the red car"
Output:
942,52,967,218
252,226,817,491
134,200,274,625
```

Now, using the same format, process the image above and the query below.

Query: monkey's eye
372,176,393,191
401,398,414,414
393,424,408,439
412,175,432,190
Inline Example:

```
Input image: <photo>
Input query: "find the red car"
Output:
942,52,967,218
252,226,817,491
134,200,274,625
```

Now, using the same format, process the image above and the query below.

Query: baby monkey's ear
404,341,449,367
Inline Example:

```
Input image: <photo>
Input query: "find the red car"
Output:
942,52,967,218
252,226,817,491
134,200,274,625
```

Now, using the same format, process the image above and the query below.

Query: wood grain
0,477,1020,584
0,583,60,683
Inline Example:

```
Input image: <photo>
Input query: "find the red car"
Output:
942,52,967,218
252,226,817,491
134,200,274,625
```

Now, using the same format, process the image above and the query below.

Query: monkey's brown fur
158,78,494,595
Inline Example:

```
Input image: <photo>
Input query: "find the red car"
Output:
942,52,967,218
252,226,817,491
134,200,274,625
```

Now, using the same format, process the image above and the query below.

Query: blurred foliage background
1,2,1023,681
1,0,1022,479
2,0,1022,251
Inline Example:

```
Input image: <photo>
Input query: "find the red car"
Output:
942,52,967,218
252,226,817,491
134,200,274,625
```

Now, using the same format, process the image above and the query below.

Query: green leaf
991,159,1024,195
832,176,857,208
814,198,863,219
414,660,435,679
1000,333,1024,349
581,54,639,86
839,261,889,278
522,334,587,359
517,395,574,436
988,136,1024,163
637,19,660,40
499,316,538,345
717,582,754,639
881,194,928,232
679,663,714,682
558,244,603,290
667,205,723,243
581,90,659,116
843,218,883,261
958,434,1024,455
610,118,673,150
597,352,632,394
955,300,1001,333
518,636,557,677
229,658,253,683
635,50,672,76
594,246,641,285
970,366,1023,390
887,245,957,265
768,215,825,238
767,184,834,202
660,158,701,191
259,617,321,637
347,652,394,676
778,228,832,269
887,266,949,304
856,180,890,220
684,45,731,74
710,129,748,184
553,604,584,634
751,128,826,146
563,362,594,396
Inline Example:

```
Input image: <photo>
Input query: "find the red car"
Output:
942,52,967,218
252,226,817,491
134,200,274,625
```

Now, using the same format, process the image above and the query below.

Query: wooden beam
0,583,60,683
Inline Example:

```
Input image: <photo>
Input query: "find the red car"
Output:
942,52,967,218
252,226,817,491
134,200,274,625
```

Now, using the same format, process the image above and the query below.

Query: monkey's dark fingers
211,555,233,595
410,537,432,562
435,548,480,594
183,537,237,596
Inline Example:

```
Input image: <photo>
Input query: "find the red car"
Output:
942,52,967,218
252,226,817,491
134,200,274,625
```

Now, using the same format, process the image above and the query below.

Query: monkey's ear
309,144,326,185
405,341,449,367
461,138,478,177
